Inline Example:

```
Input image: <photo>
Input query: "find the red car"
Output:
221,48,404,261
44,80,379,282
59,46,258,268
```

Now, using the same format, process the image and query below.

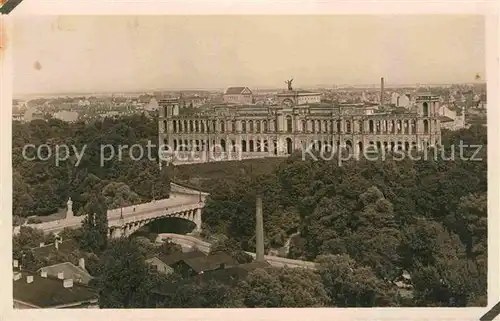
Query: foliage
12,115,169,218
96,237,156,308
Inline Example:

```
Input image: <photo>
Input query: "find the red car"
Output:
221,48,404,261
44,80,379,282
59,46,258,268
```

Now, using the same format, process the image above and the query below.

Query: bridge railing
117,203,203,226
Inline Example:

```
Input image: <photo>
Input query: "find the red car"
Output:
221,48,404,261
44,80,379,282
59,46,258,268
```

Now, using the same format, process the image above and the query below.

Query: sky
12,15,485,94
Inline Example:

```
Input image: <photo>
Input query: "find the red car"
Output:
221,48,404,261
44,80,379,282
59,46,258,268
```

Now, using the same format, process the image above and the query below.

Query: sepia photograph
9,14,488,310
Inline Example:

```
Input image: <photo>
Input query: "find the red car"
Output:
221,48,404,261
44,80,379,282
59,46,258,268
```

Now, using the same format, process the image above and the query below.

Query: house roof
31,239,80,259
183,252,238,273
151,260,271,295
13,271,98,308
225,87,252,95
38,262,93,285
154,250,207,266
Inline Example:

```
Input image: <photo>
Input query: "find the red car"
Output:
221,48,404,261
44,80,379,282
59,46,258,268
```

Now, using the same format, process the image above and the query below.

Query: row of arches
165,118,434,135
168,138,427,155
168,119,275,134
170,138,278,154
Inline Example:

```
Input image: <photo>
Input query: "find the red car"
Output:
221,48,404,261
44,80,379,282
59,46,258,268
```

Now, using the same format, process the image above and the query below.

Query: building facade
276,90,321,106
223,87,253,105
158,93,442,163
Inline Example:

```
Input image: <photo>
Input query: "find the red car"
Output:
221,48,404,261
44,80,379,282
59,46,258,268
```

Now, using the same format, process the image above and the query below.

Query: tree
97,238,152,308
102,182,140,209
236,267,329,307
80,193,108,253
316,254,396,307
210,236,252,264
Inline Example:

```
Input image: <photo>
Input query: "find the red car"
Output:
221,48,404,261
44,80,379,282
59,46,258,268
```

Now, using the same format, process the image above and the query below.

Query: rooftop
38,262,93,285
152,260,271,295
183,252,238,273
224,87,252,95
150,250,207,266
13,271,98,308
31,239,80,259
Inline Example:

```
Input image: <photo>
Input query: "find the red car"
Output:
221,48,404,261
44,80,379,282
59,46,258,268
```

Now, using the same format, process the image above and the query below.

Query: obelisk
255,196,265,262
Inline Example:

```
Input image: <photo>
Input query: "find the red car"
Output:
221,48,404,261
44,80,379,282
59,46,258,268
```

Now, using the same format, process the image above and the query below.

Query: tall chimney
380,77,385,106
255,196,265,262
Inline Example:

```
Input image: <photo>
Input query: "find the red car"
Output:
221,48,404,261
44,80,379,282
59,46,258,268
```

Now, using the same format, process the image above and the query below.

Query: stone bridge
108,202,203,238
14,182,208,237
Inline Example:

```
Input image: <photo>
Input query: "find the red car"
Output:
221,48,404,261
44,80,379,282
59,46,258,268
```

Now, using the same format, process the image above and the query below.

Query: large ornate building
158,91,442,164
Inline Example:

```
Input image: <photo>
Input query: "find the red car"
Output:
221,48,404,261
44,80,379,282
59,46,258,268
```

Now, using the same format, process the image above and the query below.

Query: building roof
153,250,207,266
13,271,98,308
31,239,80,259
224,87,252,95
183,252,238,273
151,259,271,295
38,262,93,285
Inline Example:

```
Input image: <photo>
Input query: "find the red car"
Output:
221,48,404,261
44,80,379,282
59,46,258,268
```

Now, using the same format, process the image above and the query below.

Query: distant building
159,90,442,164
53,111,79,123
223,87,253,105
276,90,321,106
438,105,466,131
390,93,411,108
181,96,206,108
145,98,159,112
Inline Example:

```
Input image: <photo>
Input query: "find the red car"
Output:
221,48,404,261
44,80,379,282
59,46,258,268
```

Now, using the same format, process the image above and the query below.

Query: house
150,260,271,306
223,87,253,105
176,252,238,277
146,250,238,277
13,270,99,309
145,250,206,275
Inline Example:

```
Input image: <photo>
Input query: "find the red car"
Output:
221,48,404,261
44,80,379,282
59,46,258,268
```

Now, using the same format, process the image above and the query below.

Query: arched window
249,120,254,132
263,120,268,132
241,121,247,133
220,121,225,133
286,116,293,133
369,120,374,133
200,121,205,133
163,120,168,132
302,120,307,132
256,121,261,133
358,120,364,133
189,120,194,132
424,120,429,134
184,120,188,132
423,102,429,116
345,120,351,133
336,120,341,133
194,120,199,132
212,120,217,132
232,120,236,132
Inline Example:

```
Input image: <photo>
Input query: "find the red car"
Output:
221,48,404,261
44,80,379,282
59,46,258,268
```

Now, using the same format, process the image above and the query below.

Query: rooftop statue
285,78,294,91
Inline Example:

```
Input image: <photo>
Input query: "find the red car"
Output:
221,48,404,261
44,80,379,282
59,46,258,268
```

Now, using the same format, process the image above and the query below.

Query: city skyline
13,15,485,95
